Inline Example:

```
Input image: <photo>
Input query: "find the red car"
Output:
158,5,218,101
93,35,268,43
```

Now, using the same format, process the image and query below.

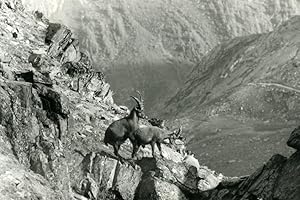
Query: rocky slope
162,16,300,176
0,1,299,200
21,0,300,114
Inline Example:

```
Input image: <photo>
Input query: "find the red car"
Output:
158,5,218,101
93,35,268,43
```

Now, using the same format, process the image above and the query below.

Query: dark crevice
45,23,61,45
133,158,158,200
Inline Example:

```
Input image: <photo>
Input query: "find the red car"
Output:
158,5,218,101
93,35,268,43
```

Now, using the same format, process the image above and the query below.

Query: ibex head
130,91,147,119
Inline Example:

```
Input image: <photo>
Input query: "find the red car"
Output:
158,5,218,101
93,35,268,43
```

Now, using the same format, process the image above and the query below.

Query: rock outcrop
0,1,114,198
0,1,299,200
287,126,300,150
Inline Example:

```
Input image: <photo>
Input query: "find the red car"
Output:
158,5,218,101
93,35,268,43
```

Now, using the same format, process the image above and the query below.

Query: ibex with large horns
104,92,147,161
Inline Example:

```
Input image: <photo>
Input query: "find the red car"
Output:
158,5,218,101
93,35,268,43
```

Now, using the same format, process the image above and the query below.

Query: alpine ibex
129,126,182,159
104,92,147,161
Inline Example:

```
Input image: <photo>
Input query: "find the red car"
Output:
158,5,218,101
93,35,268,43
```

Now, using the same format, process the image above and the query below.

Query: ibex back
130,126,182,159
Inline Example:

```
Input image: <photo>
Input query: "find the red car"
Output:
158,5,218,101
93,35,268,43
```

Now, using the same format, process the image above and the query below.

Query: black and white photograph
0,0,299,199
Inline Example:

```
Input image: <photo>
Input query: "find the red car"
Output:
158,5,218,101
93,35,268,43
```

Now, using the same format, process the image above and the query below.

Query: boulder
112,161,142,200
137,175,188,200
71,152,142,200
61,39,81,63
197,166,223,191
273,151,300,200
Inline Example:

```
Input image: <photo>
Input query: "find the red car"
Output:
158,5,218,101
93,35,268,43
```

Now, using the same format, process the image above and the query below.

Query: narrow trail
249,82,300,94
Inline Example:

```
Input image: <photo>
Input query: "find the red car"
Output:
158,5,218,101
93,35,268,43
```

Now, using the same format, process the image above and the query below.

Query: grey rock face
287,126,300,151
199,152,299,200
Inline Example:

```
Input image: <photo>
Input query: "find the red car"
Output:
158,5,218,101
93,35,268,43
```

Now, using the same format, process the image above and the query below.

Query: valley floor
188,116,296,176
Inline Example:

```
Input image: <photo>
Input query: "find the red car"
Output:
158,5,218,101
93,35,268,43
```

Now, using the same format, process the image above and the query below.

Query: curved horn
136,90,144,110
171,126,182,137
130,96,143,110
136,90,142,100
176,126,183,136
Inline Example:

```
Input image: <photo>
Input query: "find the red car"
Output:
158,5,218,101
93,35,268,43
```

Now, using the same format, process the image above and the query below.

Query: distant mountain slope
163,16,300,175
164,16,300,120
22,0,300,114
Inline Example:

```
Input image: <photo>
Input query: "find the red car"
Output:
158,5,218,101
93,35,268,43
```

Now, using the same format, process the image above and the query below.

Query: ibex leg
156,142,164,158
113,143,124,162
150,142,156,158
131,143,140,159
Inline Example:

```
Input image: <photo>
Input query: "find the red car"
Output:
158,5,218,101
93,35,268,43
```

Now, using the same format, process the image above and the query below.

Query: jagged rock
0,84,62,200
197,168,223,191
287,126,300,151
68,149,225,200
34,83,69,117
60,52,97,93
183,155,200,171
45,23,62,45
155,159,199,193
201,154,288,200
29,148,48,177
0,151,62,200
0,81,35,167
91,80,110,97
0,79,66,181
71,152,142,200
137,175,188,200
47,24,72,58
0,1,113,199
135,143,183,164
112,162,142,200
200,150,300,200
235,155,287,199
15,70,53,86
273,151,300,200
61,38,81,63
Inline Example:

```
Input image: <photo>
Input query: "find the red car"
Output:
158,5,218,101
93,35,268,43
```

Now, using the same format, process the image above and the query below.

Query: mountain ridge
21,0,300,114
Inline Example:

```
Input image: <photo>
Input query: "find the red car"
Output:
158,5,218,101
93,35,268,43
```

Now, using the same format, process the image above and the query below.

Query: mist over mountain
22,0,300,115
